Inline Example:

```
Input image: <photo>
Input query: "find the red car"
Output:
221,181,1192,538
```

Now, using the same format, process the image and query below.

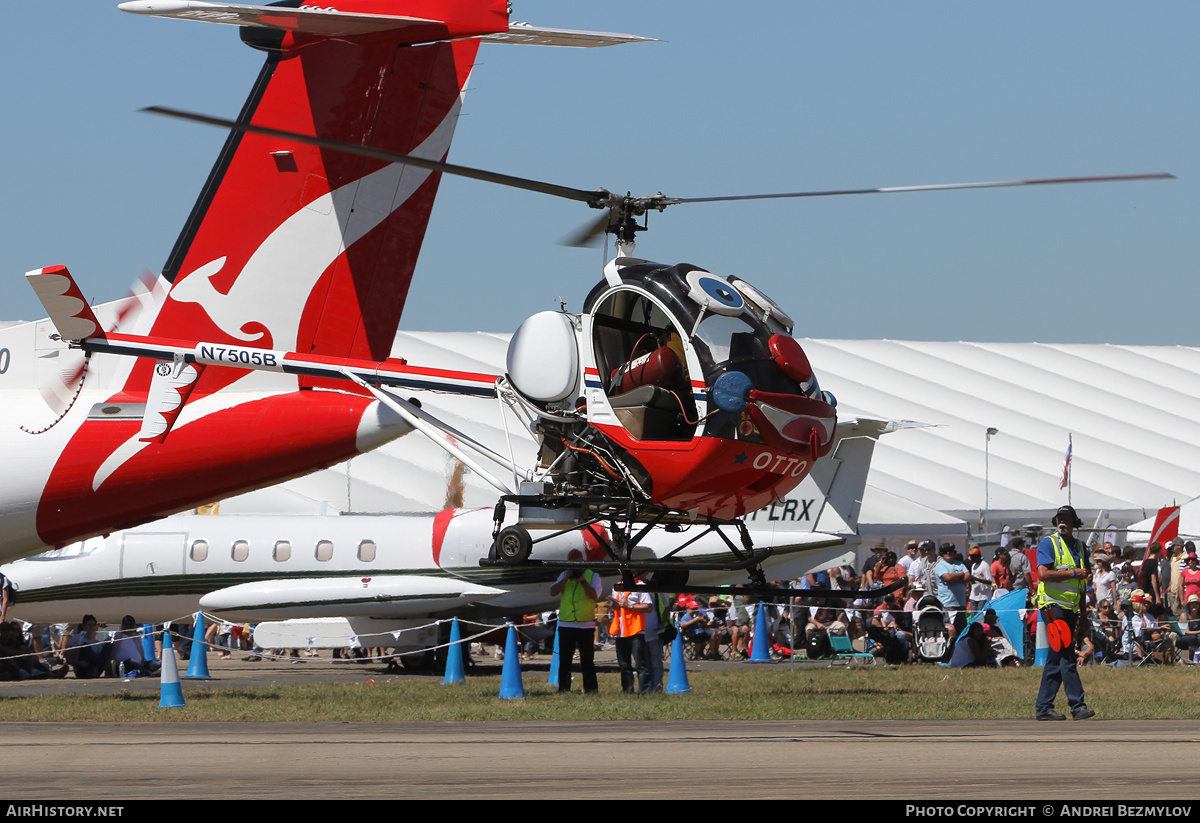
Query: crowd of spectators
0,614,170,681
658,535,1200,667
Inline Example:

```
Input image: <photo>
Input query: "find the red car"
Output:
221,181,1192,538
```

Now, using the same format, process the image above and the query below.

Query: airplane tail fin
123,0,509,396
806,418,892,534
742,418,891,537
117,0,648,398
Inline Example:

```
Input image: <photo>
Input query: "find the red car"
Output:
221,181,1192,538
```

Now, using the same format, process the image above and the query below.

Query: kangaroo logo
168,98,463,352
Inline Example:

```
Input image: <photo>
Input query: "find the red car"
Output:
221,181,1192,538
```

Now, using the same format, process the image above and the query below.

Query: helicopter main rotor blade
142,105,608,207
146,106,1173,249
658,173,1175,205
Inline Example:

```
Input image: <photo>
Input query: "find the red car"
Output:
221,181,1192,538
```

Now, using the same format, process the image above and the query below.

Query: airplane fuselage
2,509,851,632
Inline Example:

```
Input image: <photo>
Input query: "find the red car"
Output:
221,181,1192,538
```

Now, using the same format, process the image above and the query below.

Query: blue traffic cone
666,624,690,694
749,601,772,662
548,624,561,687
186,613,210,679
442,618,465,685
158,630,186,708
140,623,157,663
498,624,525,699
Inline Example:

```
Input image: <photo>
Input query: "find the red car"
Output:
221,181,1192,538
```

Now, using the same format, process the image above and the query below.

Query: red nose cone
768,334,812,382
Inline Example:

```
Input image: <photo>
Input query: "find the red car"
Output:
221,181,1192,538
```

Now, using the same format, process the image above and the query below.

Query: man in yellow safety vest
550,549,603,694
1035,505,1095,721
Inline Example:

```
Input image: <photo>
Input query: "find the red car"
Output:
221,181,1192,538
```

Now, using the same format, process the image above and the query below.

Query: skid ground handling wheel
494,525,533,564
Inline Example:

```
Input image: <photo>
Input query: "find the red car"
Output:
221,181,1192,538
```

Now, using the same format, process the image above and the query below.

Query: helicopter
41,102,1167,595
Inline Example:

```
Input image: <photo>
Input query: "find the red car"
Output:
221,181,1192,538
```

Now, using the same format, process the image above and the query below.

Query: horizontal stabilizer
139,360,206,443
482,23,656,48
26,266,105,342
199,574,506,620
118,1,441,37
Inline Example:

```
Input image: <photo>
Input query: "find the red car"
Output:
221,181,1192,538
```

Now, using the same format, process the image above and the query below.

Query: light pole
984,427,999,539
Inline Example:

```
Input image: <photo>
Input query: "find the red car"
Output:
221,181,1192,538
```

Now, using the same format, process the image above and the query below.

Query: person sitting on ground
65,615,111,678
110,616,161,678
949,622,996,668
0,621,66,680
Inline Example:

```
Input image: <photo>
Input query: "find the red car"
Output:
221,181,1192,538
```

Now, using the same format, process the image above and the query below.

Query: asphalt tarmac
2,654,1198,799
4,718,1199,799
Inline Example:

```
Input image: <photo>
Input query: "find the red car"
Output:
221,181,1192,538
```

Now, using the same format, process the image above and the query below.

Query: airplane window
273,540,292,562
231,540,249,562
315,540,334,561
357,540,377,562
190,540,209,562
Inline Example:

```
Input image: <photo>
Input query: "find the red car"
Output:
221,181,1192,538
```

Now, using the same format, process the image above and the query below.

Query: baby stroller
912,595,949,663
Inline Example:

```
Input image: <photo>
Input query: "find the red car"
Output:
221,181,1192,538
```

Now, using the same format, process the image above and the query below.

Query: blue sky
1,2,1194,344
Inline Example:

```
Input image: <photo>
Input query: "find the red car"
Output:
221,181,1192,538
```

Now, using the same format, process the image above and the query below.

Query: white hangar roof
802,339,1200,531
225,333,1200,538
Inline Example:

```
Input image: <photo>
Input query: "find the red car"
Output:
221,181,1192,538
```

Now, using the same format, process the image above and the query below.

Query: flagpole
1067,432,1073,507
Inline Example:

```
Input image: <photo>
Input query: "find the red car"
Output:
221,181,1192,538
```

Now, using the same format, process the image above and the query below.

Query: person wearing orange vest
609,581,653,694
550,549,603,694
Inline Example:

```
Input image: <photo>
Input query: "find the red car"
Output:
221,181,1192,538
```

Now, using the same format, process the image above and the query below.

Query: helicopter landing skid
481,495,776,588
610,575,912,601
532,556,774,595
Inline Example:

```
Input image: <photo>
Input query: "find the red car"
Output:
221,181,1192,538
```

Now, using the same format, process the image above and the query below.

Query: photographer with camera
549,549,603,694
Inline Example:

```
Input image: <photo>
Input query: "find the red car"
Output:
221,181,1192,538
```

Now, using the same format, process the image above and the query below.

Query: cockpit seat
609,384,687,441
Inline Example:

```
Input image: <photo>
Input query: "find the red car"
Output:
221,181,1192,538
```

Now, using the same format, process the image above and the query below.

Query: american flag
1058,434,1072,490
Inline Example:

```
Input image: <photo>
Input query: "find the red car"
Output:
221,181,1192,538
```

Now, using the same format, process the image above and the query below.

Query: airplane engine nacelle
506,311,579,404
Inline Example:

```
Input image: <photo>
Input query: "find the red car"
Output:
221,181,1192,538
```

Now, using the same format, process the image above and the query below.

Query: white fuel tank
506,311,579,404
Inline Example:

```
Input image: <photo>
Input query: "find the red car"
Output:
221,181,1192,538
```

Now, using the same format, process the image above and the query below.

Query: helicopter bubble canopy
581,260,833,453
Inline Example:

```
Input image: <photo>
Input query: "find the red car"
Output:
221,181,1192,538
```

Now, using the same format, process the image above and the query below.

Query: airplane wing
198,574,507,621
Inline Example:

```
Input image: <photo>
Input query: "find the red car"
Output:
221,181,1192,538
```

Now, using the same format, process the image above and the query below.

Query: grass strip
2,665,1199,722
